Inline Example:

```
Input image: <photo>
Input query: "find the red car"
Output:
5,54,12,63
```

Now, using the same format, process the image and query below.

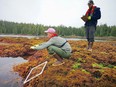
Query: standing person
30,28,72,66
81,0,101,51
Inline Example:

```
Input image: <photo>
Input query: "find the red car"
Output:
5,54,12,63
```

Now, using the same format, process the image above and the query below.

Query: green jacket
31,36,72,53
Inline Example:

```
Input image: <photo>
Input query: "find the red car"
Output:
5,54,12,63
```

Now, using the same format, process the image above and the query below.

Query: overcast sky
0,0,116,27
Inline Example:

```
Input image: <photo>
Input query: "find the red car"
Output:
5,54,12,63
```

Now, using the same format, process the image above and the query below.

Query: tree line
0,20,116,37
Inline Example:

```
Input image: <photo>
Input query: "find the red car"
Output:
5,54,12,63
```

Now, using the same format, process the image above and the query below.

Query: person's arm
91,7,101,20
30,39,54,50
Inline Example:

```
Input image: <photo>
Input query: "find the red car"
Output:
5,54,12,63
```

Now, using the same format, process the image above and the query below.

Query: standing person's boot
84,42,90,50
87,42,90,50
52,53,65,66
88,42,93,51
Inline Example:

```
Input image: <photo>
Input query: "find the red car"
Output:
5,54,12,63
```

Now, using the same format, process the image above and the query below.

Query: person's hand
81,15,88,22
30,46,35,49
87,16,91,20
30,45,39,49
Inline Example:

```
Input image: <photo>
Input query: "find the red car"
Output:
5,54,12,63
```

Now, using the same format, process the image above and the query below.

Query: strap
60,41,68,48
86,6,96,16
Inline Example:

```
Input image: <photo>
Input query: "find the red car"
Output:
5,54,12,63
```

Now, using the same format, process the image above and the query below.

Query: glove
30,44,39,49
30,46,35,49
87,16,91,20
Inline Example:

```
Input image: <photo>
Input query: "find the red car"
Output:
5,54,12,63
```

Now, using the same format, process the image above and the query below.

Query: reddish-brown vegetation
0,37,116,87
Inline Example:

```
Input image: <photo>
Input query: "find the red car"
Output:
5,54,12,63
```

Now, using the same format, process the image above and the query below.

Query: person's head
88,0,94,8
44,28,57,38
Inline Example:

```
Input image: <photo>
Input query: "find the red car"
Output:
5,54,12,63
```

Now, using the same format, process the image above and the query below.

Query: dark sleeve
92,7,101,20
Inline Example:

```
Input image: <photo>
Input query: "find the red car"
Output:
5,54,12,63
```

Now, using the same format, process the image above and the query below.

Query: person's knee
89,38,94,42
87,38,89,42
48,46,54,50
62,52,71,59
47,46,56,54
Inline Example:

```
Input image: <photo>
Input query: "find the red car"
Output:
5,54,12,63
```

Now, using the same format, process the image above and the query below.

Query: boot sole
52,62,65,66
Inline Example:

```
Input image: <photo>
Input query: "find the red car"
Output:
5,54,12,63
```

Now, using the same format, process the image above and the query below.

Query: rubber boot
87,42,90,49
52,54,64,66
88,42,93,51
85,42,90,50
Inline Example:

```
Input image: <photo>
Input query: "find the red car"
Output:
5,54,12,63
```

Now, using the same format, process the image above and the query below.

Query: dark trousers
85,26,96,42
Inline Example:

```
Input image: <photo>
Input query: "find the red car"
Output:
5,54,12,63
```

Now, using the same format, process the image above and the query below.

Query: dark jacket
85,7,101,27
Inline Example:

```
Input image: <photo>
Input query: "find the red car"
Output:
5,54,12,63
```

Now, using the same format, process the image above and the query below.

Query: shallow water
0,34,107,42
0,57,28,87
65,38,107,42
0,34,39,39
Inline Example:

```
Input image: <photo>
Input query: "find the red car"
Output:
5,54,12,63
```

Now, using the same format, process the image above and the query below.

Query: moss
92,63,116,69
92,63,104,68
0,37,116,87
92,71,102,78
77,58,86,63
99,69,104,73
81,69,90,74
77,58,82,62
107,64,114,68
72,63,81,69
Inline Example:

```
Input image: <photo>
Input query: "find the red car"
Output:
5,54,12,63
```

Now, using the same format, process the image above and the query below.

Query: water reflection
0,57,28,87
65,38,106,42
0,34,107,42
0,34,39,39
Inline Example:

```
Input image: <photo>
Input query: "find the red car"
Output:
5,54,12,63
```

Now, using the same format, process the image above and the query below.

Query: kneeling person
30,28,72,66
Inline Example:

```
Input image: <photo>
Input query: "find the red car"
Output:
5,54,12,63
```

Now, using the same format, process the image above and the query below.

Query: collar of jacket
85,6,96,16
